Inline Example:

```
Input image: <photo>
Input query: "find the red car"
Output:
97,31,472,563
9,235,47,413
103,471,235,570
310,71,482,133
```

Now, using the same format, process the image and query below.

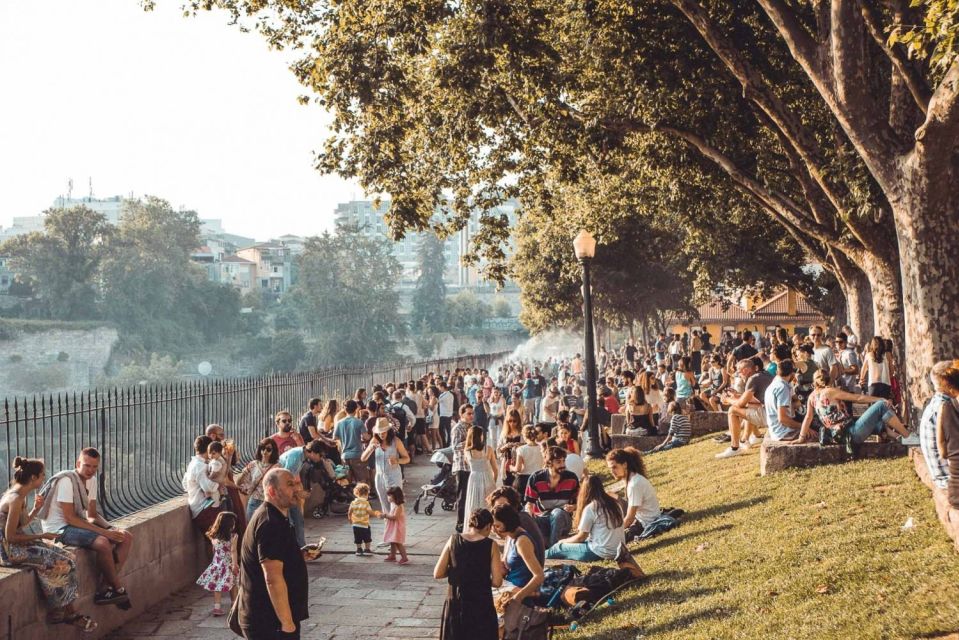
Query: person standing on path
438,382,456,447
361,418,411,511
434,507,503,640
334,400,370,485
237,468,309,640
462,426,497,522
452,404,474,533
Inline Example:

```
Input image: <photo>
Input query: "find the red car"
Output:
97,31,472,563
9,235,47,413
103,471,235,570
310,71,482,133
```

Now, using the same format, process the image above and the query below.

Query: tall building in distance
332,199,520,290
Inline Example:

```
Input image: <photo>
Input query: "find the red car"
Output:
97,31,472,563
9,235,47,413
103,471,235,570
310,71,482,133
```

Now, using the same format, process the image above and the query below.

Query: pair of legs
849,400,909,443
726,405,763,447
211,589,231,614
439,417,453,448
384,542,408,562
429,426,443,450
58,525,133,597
534,508,573,548
353,525,372,554
347,457,370,485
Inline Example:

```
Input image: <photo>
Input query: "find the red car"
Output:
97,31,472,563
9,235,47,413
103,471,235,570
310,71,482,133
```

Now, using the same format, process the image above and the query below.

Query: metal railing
0,352,509,519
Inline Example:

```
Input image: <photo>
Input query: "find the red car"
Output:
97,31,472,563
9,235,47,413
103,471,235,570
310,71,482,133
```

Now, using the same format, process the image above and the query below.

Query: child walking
196,511,238,616
348,483,374,556
378,486,409,564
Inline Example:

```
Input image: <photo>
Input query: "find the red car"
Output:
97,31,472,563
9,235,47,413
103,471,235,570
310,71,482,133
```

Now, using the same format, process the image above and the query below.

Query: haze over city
0,0,359,240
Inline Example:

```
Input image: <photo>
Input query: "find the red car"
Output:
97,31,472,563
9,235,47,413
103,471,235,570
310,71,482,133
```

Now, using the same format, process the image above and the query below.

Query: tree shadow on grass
680,495,771,524
636,606,740,636
632,524,733,554
580,586,722,628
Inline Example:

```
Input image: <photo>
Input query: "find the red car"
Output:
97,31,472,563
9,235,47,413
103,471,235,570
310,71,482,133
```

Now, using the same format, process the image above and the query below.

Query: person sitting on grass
795,369,912,449
545,475,625,562
491,505,545,619
486,487,545,565
645,401,691,454
524,447,579,548
605,448,660,542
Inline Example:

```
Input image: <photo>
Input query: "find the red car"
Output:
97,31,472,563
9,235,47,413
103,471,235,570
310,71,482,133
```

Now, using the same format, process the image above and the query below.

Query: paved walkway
107,455,453,639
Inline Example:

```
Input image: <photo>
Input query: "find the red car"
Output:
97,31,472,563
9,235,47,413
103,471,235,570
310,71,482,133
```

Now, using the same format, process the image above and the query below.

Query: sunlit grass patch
556,438,959,640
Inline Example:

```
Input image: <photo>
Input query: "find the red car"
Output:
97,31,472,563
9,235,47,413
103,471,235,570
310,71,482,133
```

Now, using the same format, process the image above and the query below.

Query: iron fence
0,352,510,519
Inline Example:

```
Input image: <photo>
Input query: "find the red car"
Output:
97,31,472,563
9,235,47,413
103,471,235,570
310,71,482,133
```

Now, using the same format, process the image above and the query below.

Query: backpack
389,402,410,433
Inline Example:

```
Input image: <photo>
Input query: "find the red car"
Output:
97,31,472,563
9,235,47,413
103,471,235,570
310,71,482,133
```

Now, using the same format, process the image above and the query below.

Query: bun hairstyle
12,456,45,485
932,360,959,393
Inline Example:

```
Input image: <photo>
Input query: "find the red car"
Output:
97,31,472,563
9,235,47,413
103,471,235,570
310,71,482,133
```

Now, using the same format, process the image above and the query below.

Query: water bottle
570,622,579,631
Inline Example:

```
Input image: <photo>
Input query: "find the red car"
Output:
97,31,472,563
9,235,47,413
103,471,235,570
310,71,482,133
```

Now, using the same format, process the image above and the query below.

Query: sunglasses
278,418,292,424
262,446,274,451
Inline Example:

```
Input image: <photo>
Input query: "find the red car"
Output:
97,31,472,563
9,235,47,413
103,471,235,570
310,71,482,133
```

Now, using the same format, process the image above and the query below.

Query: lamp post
573,230,602,460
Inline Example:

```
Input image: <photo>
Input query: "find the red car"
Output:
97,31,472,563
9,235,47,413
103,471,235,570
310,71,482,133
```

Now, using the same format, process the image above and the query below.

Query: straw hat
373,418,393,435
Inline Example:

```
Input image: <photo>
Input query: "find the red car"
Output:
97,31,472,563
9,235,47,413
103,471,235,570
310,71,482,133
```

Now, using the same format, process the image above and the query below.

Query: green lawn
558,438,959,640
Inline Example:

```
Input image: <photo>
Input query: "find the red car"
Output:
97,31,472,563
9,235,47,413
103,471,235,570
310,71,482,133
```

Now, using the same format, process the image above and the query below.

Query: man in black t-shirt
298,398,322,444
728,332,758,369
239,468,310,639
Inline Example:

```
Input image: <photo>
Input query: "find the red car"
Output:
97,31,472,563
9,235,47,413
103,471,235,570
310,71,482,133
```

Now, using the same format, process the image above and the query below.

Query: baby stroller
312,461,354,518
413,448,457,516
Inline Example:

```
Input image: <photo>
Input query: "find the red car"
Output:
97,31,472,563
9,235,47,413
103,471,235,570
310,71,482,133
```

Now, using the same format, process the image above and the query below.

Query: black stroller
311,461,354,518
413,448,457,516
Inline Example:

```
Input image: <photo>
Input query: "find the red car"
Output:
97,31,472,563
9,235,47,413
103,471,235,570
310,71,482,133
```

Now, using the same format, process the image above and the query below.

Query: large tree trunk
892,163,959,423
831,253,875,344
859,252,904,347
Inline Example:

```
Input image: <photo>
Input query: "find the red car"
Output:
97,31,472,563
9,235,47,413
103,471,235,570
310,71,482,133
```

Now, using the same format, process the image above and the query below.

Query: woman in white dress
463,426,498,519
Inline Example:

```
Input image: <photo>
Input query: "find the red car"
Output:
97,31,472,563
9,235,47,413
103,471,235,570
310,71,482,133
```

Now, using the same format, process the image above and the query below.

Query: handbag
227,587,243,636
503,598,550,640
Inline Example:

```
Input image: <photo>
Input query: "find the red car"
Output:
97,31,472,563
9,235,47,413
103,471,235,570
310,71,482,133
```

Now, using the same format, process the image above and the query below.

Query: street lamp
573,230,602,460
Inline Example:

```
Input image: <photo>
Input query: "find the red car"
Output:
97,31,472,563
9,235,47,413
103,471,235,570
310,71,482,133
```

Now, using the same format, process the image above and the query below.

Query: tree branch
859,0,930,114
672,0,854,221
756,0,905,195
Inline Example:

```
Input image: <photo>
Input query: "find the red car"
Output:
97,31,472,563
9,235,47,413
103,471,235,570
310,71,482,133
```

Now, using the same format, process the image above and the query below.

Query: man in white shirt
40,447,134,606
182,435,222,531
437,381,455,447
810,325,841,383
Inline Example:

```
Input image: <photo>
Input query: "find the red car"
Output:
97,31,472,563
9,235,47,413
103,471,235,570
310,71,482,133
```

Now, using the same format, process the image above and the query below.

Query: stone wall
760,440,907,475
0,326,119,397
0,497,207,639
909,448,959,552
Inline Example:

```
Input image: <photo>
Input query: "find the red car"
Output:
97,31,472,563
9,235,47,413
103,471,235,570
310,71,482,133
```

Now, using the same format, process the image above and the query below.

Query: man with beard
271,410,304,456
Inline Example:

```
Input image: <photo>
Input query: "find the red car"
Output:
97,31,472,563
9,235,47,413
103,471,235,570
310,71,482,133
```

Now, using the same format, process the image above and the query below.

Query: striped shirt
524,469,579,514
667,415,692,443
349,498,372,528
920,393,951,489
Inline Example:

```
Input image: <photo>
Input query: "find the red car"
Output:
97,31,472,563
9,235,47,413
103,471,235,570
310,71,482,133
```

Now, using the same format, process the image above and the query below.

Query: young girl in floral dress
379,486,409,564
196,511,238,616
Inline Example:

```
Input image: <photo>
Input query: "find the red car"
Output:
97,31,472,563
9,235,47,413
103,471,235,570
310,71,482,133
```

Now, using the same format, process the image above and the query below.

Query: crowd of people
7,334,959,639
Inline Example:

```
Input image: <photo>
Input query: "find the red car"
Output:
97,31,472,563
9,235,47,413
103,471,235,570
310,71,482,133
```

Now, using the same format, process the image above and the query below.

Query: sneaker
748,435,764,446
739,441,750,451
713,433,732,443
94,587,129,605
715,447,746,459
900,433,920,447
355,549,364,557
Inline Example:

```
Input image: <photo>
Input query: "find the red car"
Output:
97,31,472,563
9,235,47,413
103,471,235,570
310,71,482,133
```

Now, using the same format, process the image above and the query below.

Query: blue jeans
56,525,101,547
289,506,305,547
848,400,897,445
535,508,573,548
545,542,602,562
245,497,263,524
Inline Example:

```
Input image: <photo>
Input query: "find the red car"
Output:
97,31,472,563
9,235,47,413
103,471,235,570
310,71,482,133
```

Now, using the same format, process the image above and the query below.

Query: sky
0,0,361,241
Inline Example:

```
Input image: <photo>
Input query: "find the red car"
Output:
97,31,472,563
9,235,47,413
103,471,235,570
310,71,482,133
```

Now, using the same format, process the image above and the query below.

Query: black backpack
389,403,410,433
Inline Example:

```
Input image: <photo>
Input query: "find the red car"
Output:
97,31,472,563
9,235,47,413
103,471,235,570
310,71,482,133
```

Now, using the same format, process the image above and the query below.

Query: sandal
212,606,225,617
53,614,97,634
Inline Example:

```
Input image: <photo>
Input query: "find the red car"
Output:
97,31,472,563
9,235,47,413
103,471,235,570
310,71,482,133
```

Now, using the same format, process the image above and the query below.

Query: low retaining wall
760,440,907,475
610,411,727,450
0,497,206,639
909,448,959,552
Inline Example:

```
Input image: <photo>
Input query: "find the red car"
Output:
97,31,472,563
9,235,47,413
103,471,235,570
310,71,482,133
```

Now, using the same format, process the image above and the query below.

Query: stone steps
909,448,959,552
759,439,907,475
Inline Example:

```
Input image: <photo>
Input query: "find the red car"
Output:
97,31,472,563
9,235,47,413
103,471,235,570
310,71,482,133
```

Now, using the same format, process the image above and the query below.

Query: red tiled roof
753,291,822,317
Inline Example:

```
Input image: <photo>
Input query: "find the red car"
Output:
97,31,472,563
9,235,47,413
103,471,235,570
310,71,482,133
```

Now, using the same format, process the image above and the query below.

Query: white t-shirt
515,443,544,475
813,346,837,373
626,473,660,528
41,474,98,533
438,391,455,417
579,502,625,559
565,453,585,480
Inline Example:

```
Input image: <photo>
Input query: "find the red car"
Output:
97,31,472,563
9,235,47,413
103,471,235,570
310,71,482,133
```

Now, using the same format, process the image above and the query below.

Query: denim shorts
56,525,101,547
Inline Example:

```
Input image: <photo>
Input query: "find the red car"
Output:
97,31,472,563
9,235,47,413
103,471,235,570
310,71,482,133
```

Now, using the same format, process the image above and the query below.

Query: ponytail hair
12,456,45,485
605,447,647,478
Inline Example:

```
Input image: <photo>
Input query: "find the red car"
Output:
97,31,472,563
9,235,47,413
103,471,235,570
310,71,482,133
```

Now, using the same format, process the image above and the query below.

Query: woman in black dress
434,508,504,640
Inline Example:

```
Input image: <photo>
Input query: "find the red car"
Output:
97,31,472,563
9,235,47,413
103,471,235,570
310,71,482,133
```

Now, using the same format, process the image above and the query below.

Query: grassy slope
559,438,959,640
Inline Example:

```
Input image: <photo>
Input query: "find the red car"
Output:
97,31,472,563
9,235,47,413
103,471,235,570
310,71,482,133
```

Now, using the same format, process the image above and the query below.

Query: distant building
216,255,258,293
0,256,14,293
236,243,293,294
